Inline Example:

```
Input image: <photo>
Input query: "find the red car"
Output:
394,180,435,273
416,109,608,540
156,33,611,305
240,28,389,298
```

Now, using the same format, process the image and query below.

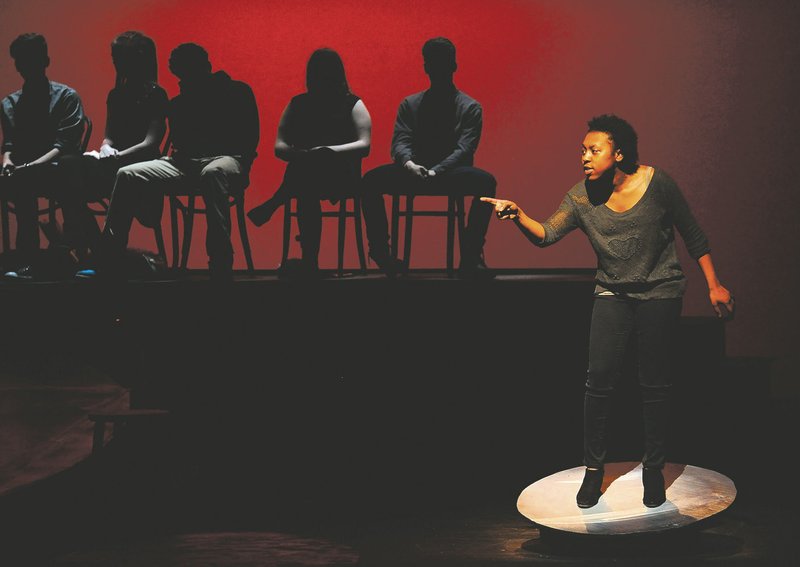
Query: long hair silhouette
111,31,157,88
306,48,349,97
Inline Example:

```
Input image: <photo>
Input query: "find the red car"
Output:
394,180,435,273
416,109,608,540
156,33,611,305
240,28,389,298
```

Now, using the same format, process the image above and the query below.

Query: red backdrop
1,0,798,363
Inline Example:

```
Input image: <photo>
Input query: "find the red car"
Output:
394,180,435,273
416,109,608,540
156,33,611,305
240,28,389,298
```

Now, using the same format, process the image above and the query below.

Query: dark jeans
0,162,64,259
360,163,496,262
54,154,119,252
584,295,683,470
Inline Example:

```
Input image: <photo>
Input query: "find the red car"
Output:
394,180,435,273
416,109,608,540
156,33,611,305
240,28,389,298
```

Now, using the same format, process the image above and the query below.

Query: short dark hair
587,114,639,174
168,43,211,78
9,33,48,63
422,37,456,66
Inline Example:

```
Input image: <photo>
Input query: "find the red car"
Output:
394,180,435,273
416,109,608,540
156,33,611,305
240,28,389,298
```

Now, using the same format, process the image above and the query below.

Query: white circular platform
517,462,736,535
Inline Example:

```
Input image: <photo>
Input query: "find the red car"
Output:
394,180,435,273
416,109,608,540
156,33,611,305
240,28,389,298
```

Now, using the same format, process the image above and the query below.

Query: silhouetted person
483,114,735,509
59,31,167,271
360,37,496,278
1,33,85,279
90,42,259,281
247,48,373,276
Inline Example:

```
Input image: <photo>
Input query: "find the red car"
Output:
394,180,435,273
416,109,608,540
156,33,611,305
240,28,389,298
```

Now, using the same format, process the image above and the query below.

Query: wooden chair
281,194,367,277
166,147,255,273
1,116,93,252
390,192,466,276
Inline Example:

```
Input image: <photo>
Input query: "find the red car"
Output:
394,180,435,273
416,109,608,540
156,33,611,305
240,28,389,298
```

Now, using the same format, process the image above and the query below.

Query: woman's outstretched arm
480,197,546,244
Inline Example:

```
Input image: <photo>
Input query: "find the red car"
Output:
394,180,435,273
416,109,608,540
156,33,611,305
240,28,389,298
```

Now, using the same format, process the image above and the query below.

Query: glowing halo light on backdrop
516,462,737,535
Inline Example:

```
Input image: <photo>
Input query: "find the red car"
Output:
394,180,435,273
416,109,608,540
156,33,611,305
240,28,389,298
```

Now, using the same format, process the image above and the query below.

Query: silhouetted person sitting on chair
247,48,377,276
1,33,85,280
360,37,497,278
61,31,167,270
88,42,259,281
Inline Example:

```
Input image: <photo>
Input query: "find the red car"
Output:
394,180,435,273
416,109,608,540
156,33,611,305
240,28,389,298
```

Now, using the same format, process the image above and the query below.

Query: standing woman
62,30,167,264
247,48,371,275
482,114,734,508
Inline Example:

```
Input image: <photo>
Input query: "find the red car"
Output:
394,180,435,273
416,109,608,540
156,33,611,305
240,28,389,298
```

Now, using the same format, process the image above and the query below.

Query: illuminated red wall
1,0,798,361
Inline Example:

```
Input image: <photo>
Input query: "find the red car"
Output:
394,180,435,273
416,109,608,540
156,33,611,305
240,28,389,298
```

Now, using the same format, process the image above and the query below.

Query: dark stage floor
0,270,795,565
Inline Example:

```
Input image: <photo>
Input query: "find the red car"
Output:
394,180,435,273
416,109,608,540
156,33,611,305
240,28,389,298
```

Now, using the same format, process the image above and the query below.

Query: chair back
161,130,172,157
80,116,93,153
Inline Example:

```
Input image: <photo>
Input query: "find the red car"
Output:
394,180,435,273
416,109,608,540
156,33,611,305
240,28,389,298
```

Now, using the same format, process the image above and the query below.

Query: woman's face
581,131,622,180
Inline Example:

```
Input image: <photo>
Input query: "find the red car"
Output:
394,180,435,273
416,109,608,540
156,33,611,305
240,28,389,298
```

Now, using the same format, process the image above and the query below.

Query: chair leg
353,196,367,273
456,196,466,269
281,198,292,268
169,197,180,269
153,223,167,264
236,196,255,273
403,195,414,269
335,200,346,277
447,196,455,277
47,199,59,247
1,200,10,253
48,198,58,225
390,194,400,259
180,195,196,270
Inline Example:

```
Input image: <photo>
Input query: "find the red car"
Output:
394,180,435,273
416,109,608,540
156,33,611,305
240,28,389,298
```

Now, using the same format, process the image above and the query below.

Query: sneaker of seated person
74,268,98,280
4,265,36,281
277,257,322,281
5,260,74,282
247,197,282,227
368,249,403,278
74,260,125,282
457,252,495,280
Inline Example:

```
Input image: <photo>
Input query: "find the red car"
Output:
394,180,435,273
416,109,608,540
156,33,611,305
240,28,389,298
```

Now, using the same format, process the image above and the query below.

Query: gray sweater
536,168,710,299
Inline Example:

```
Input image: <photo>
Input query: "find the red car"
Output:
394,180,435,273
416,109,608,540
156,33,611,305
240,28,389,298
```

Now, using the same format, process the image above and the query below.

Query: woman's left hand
709,284,735,320
481,197,521,220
